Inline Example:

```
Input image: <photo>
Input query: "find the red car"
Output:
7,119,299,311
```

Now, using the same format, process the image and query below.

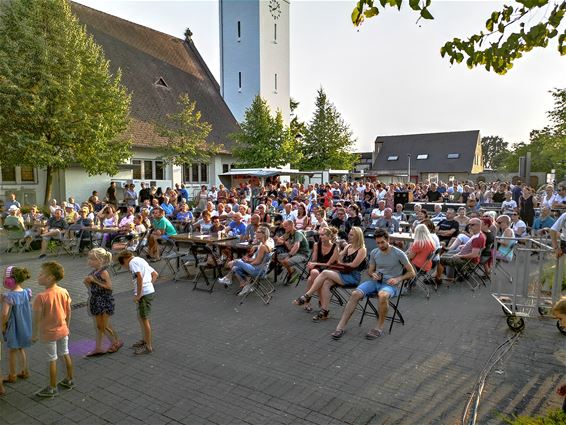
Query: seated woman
219,226,272,292
495,214,515,261
293,226,367,322
298,226,340,313
97,205,119,248
193,210,213,234
407,224,437,273
294,203,310,230
308,207,328,232
411,209,428,232
255,204,271,224
455,207,470,233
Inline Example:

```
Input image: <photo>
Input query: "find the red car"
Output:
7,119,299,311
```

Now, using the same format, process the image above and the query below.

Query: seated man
436,208,459,246
38,208,69,259
532,206,556,236
243,214,260,241
425,183,442,202
551,186,566,210
435,218,485,283
330,229,415,340
148,207,177,261
3,205,26,248
510,212,527,237
370,200,386,227
160,196,175,218
227,212,247,238
374,208,399,234
280,203,295,222
392,203,406,222
275,220,311,285
430,204,445,225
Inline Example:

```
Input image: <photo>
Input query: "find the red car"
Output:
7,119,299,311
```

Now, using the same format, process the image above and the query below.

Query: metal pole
407,154,411,184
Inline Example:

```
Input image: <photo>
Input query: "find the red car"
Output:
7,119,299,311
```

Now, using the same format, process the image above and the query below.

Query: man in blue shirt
160,196,175,218
228,213,247,237
532,206,556,236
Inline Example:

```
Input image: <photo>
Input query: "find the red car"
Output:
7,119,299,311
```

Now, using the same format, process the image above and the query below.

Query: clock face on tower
269,0,281,20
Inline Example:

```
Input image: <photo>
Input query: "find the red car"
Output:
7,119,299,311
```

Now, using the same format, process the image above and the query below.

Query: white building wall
259,0,290,124
219,0,260,123
220,0,290,125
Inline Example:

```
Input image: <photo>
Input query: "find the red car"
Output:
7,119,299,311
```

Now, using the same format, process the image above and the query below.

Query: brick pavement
0,251,564,424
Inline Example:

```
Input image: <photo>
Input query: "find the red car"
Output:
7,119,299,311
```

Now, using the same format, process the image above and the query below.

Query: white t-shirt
512,219,527,237
501,200,517,213
551,212,566,241
129,257,156,296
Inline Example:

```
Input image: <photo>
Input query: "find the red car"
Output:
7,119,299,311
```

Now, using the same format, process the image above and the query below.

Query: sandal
107,340,124,353
303,305,313,313
312,309,329,322
2,375,16,383
17,371,30,379
331,329,345,340
292,294,311,306
130,340,145,349
365,328,383,340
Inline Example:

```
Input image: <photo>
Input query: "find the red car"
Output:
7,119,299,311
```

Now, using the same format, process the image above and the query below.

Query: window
183,163,209,184
274,23,277,42
1,166,16,182
132,160,142,180
387,155,398,161
237,21,241,39
447,153,460,159
132,159,165,181
20,166,35,182
274,73,278,92
222,164,230,173
238,72,242,91
416,154,428,160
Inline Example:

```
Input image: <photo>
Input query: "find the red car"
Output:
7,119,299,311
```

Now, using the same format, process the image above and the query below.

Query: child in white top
117,251,158,355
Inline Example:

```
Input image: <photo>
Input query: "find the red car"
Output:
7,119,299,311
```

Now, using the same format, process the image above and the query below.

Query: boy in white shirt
117,251,158,355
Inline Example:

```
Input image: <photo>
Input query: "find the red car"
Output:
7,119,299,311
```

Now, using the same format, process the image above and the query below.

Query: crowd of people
1,177,565,403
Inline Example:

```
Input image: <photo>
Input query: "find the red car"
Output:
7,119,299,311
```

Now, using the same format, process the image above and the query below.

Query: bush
502,409,566,425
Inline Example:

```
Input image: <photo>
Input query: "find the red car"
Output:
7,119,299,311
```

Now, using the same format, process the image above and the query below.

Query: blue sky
76,0,566,152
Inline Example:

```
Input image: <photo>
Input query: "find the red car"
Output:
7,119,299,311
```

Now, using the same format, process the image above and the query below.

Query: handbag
327,263,354,273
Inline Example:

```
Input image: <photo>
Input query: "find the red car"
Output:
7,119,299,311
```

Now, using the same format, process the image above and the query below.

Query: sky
75,0,566,152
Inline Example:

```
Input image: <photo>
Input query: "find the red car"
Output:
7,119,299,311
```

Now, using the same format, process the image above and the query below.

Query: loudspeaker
394,192,409,207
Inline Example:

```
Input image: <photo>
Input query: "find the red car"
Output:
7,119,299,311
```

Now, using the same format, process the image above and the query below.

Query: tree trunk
43,165,53,207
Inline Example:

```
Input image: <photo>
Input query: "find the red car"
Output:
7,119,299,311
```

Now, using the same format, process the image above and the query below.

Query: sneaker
218,276,231,286
238,284,252,296
130,340,145,349
58,378,74,389
38,254,46,259
35,386,59,397
134,345,153,355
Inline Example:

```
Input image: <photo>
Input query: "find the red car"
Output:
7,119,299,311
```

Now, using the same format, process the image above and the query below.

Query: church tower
219,0,290,125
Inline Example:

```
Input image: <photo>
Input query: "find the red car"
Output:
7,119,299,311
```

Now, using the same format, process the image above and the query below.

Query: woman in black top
519,186,536,227
296,227,340,313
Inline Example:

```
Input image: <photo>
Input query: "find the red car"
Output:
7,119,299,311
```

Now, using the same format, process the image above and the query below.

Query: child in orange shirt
32,262,74,397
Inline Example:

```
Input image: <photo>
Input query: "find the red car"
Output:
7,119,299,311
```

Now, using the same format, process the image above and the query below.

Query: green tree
501,88,566,180
155,94,219,166
351,0,566,74
289,98,306,169
0,0,131,205
299,88,357,171
230,95,291,168
481,135,509,169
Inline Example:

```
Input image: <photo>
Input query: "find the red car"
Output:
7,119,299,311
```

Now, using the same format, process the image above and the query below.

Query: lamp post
407,154,411,184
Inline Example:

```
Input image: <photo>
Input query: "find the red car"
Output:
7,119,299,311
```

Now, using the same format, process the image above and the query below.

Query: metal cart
491,236,565,334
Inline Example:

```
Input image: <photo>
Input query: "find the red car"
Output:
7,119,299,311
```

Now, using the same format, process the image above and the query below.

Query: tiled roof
71,2,239,151
372,130,480,173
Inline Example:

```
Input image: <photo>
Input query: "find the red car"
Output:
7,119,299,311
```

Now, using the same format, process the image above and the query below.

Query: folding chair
451,257,485,291
359,279,408,334
192,245,225,292
3,225,26,253
406,247,442,299
239,252,275,305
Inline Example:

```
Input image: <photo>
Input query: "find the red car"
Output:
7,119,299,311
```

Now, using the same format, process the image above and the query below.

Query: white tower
219,0,290,125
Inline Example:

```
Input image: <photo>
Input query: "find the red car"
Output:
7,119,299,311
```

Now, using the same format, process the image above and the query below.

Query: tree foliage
351,0,566,74
155,94,219,165
0,0,132,204
230,95,292,168
481,135,509,169
501,88,566,180
289,98,306,169
298,88,357,171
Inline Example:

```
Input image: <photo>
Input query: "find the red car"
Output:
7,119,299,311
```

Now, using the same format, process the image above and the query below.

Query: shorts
339,270,361,287
278,253,308,266
356,280,399,298
440,254,468,269
42,229,64,241
43,336,69,362
137,293,154,319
